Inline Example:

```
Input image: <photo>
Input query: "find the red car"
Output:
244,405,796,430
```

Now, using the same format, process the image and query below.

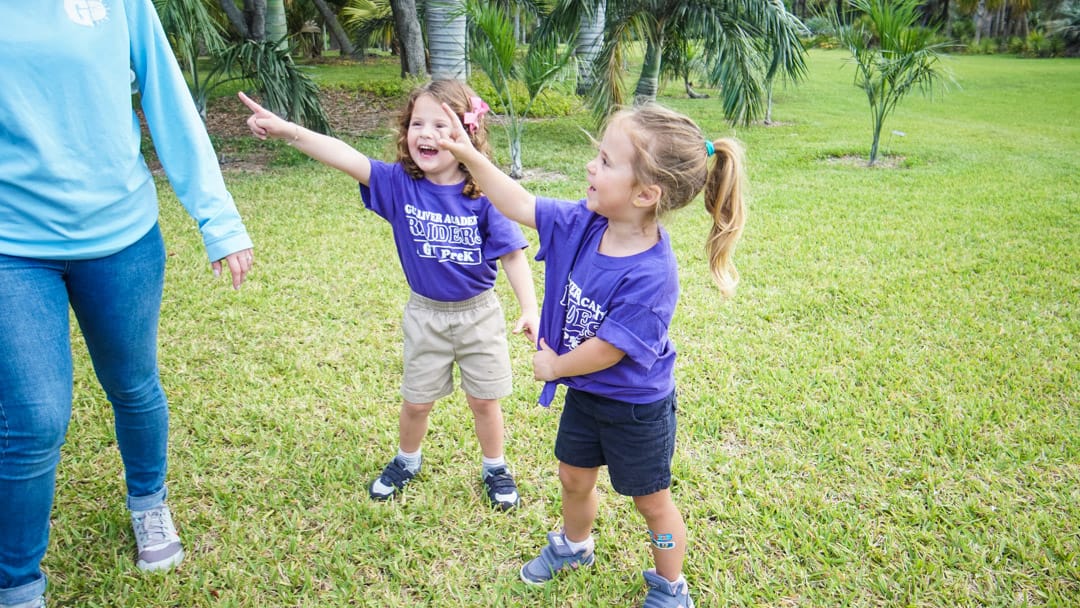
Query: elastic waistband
408,289,497,312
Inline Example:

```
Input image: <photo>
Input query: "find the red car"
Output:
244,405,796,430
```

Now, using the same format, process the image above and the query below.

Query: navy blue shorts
554,388,677,497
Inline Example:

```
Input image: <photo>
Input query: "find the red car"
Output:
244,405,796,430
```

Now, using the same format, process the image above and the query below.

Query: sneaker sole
137,548,184,572
368,489,398,501
518,554,594,585
491,498,520,511
519,566,549,586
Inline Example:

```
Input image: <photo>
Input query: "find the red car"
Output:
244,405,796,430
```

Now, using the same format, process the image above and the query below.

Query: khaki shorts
401,289,513,403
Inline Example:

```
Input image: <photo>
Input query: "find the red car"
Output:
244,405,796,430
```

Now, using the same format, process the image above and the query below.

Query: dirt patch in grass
204,88,397,139
824,154,906,169
144,89,398,174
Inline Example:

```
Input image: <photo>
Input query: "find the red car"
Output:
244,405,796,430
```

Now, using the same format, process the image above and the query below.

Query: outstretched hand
238,91,293,141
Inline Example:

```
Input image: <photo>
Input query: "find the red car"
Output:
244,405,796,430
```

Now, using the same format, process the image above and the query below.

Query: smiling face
585,122,643,219
406,94,466,184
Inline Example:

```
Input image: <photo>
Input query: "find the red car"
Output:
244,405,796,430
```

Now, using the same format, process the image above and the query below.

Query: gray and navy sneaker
642,569,694,608
131,504,184,572
519,531,594,584
368,456,420,500
482,466,519,511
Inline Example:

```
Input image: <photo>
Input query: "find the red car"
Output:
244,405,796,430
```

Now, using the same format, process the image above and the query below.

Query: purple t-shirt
534,197,678,405
360,160,527,301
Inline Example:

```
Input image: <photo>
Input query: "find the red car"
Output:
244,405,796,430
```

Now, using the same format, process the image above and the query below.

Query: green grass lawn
49,50,1078,607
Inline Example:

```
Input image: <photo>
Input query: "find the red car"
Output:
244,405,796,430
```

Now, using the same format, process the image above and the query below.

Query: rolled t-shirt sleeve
596,302,669,371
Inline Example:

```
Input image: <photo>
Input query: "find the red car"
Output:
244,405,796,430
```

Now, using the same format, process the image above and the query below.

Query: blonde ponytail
703,139,746,298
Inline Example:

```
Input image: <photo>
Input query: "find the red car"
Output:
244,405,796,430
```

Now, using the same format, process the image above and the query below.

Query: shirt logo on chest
66,0,109,27
561,276,607,349
405,204,482,266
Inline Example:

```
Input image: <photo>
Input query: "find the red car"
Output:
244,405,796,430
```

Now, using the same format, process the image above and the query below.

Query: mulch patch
142,89,398,173
203,87,398,140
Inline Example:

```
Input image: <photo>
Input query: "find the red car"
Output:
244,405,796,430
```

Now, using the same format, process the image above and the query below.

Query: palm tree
156,0,331,130
575,3,606,95
464,0,573,177
537,0,807,125
154,0,228,119
1048,0,1080,54
267,0,289,48
343,0,426,76
833,0,952,165
218,0,254,38
390,0,428,76
212,39,333,133
308,0,360,57
428,0,468,79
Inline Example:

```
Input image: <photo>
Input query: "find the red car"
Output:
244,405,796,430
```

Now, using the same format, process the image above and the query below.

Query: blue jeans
0,225,171,603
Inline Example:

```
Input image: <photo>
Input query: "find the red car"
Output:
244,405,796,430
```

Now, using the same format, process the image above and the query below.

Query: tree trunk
633,35,663,105
390,0,427,77
244,0,267,41
685,75,708,99
514,5,521,45
974,0,987,44
219,0,250,39
309,0,357,57
869,122,881,165
509,126,523,179
266,0,288,50
764,79,773,124
574,4,605,96
427,0,467,80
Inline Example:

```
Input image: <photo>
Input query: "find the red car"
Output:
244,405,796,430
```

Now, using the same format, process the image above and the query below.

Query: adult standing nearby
0,2,255,607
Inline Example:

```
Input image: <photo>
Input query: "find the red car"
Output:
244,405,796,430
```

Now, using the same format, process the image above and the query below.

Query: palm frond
211,39,332,134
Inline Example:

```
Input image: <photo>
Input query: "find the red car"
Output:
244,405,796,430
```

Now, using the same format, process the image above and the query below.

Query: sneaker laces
132,507,178,550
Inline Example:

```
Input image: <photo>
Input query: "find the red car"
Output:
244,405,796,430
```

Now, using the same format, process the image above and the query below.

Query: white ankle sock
482,455,506,475
565,534,594,554
397,448,421,472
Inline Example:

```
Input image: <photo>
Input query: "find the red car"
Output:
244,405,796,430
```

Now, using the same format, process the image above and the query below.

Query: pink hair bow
463,96,490,133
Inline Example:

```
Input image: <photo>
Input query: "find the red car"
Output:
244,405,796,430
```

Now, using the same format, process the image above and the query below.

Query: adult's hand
213,248,254,289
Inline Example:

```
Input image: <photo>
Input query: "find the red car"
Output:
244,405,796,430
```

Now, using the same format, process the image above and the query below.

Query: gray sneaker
641,569,694,608
131,504,184,571
519,531,594,584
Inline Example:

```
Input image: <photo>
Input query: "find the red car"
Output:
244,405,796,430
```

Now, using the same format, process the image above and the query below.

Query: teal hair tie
705,140,715,157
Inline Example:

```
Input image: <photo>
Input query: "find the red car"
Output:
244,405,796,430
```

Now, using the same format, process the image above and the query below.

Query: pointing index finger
238,91,266,114
440,102,465,132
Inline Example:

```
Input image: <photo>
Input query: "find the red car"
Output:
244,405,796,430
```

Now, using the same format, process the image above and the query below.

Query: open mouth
416,144,439,159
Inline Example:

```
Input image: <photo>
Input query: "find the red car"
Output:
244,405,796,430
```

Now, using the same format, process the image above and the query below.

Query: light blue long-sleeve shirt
0,0,251,261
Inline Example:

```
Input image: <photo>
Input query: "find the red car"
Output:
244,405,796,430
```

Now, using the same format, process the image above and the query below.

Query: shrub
354,77,417,99
968,37,999,54
1007,35,1026,55
803,15,835,36
1026,31,1054,57
467,78,581,119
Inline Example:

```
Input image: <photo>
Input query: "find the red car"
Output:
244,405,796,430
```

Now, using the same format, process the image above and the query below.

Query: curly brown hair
394,80,492,199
